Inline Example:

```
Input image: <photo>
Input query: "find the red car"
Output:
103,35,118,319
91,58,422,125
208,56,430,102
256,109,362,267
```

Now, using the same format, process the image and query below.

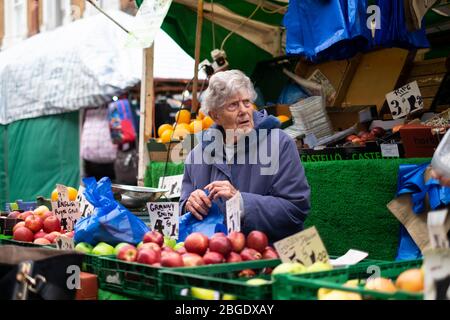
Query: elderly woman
179,70,311,242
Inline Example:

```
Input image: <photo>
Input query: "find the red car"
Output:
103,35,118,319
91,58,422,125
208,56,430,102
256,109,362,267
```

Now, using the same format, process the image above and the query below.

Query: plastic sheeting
0,112,80,210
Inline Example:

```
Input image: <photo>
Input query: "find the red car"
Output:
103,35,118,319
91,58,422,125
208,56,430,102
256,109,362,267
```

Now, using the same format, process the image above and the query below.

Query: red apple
345,135,358,142
161,245,175,254
360,132,376,142
240,248,262,261
228,231,246,253
13,227,34,242
227,252,243,263
238,269,256,278
262,246,279,260
143,230,164,247
203,251,225,265
185,232,209,256
176,247,187,255
351,137,365,146
117,245,138,262
139,242,161,254
161,252,184,267
152,263,161,268
209,236,232,257
370,127,386,138
34,238,51,245
25,215,43,233
44,231,61,243
13,221,26,233
182,253,205,267
34,230,48,240
211,232,226,239
357,131,369,138
65,231,75,238
137,248,161,265
246,231,268,254
43,216,61,233
18,211,33,221
7,211,21,219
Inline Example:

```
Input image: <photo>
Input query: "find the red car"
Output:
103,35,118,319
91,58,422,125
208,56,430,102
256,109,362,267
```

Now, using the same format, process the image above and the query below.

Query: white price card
55,235,75,251
226,192,242,233
147,202,179,239
381,144,400,158
386,81,424,119
329,249,368,268
424,248,450,300
274,226,329,267
51,185,81,232
428,209,449,249
158,175,183,199
76,186,95,218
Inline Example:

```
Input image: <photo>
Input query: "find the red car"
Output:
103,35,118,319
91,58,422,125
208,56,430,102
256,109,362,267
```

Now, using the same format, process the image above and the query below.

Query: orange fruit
175,123,191,132
175,109,191,124
158,124,173,138
51,186,78,201
189,120,203,133
173,127,190,140
160,129,174,144
277,115,290,123
202,116,214,129
197,111,206,120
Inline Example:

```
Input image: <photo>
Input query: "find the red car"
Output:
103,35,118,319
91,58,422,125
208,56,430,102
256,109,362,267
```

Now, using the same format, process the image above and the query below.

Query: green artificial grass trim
145,158,431,260
98,289,133,300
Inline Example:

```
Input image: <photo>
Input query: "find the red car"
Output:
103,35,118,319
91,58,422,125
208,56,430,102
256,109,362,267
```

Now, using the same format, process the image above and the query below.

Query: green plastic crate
0,237,56,248
81,253,107,274
96,255,166,300
161,259,281,300
273,259,423,300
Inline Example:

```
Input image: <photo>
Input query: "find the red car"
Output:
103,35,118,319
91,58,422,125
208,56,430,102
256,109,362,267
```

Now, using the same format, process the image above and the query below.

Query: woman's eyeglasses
224,99,253,112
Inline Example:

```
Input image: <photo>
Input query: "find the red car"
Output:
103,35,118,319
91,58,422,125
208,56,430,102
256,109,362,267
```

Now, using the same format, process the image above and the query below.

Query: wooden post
137,46,155,187
0,0,4,47
191,0,204,114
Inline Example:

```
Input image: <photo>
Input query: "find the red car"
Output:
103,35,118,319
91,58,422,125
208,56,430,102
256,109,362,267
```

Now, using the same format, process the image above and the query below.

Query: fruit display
344,127,386,147
9,206,72,245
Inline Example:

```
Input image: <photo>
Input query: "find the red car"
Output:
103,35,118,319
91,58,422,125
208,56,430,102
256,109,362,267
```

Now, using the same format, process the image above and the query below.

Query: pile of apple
8,206,73,245
345,127,386,146
113,230,278,268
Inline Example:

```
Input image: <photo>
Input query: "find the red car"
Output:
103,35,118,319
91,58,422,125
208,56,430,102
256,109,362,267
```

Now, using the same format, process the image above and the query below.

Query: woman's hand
185,189,212,220
431,169,450,187
205,181,238,201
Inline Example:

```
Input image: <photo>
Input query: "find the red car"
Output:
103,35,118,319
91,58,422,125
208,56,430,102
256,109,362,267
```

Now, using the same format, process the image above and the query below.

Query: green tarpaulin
0,112,80,210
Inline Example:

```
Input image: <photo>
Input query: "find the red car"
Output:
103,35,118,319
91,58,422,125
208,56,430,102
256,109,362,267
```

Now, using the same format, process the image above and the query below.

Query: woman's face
210,91,254,136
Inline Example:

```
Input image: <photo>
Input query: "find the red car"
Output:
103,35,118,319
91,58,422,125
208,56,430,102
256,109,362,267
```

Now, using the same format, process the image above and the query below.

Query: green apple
190,287,219,300
114,243,131,255
272,262,306,276
174,242,184,251
222,293,237,300
246,278,271,286
164,237,177,249
75,242,93,254
306,262,333,273
92,242,115,255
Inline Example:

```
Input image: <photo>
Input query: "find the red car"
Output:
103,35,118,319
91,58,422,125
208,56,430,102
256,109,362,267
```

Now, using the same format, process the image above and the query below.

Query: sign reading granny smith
274,226,329,267
147,202,179,239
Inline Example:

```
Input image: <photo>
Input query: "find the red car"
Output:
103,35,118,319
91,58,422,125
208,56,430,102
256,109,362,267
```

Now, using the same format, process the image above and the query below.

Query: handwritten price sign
158,175,183,199
147,202,179,239
226,192,242,233
386,81,423,119
274,226,329,267
51,184,82,232
76,186,95,218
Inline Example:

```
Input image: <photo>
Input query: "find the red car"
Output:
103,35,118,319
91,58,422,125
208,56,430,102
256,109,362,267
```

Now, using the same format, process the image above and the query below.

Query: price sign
51,184,81,232
386,81,423,119
381,144,400,158
55,235,75,251
274,226,329,266
158,175,183,199
424,248,450,300
427,209,449,249
76,186,95,218
226,192,242,233
147,202,179,239
307,69,336,103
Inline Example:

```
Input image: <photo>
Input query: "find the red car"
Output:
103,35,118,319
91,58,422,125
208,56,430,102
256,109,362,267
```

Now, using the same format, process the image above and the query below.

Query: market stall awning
0,10,204,125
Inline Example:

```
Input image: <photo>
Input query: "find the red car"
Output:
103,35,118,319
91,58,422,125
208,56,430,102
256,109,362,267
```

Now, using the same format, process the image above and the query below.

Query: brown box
75,272,98,300
400,124,449,158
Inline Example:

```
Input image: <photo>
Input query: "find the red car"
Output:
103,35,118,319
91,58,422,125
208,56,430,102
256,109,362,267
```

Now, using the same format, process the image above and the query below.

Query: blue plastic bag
74,177,149,246
178,191,227,242
284,0,371,62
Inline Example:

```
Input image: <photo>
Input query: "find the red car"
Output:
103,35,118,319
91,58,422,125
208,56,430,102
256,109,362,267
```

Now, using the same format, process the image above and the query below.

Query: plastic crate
96,255,167,300
160,259,281,300
273,259,423,300
81,253,106,274
0,237,56,248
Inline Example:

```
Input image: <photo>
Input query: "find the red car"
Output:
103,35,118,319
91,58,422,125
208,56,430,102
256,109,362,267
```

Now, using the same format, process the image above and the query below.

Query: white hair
200,70,257,115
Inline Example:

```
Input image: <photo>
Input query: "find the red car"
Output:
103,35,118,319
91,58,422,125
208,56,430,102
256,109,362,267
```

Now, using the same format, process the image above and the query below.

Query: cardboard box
399,124,449,158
